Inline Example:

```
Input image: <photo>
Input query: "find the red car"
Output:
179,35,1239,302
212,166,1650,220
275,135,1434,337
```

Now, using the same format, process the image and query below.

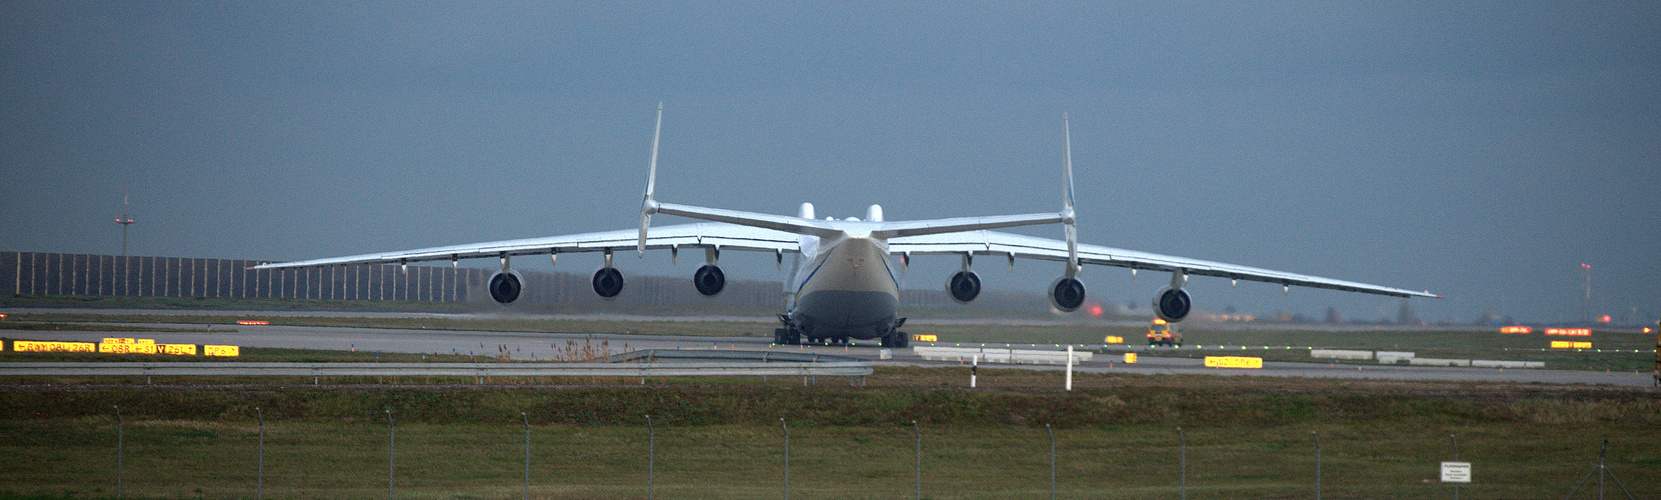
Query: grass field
2,302,1656,497
1,365,1658,499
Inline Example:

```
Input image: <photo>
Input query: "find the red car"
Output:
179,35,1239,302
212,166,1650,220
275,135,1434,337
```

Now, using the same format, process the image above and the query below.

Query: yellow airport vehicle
1146,318,1182,347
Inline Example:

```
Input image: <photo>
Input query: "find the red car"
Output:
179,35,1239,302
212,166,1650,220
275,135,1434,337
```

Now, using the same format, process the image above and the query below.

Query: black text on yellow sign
13,341,97,353
1203,356,1264,369
100,343,158,355
204,345,240,357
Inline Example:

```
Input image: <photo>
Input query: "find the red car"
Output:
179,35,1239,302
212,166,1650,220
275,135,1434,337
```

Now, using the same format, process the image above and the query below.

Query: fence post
1562,438,1637,500
1178,427,1187,500
781,418,790,500
386,410,394,500
1047,423,1056,499
522,412,530,500
647,414,655,500
1312,431,1321,500
257,407,265,500
1450,434,1458,500
913,420,921,500
115,405,123,500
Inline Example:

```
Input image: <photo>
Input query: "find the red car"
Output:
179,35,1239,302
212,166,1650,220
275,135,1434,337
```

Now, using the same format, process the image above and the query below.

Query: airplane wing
887,230,1438,299
251,222,800,270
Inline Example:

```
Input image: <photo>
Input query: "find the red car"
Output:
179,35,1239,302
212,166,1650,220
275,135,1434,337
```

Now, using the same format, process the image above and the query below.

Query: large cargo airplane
254,105,1438,347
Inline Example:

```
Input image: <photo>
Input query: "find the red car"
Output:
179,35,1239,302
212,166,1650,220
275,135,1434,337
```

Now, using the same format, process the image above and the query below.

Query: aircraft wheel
881,331,907,348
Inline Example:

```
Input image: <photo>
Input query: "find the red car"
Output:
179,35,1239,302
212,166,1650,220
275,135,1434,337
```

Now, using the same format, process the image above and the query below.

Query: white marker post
970,354,979,388
1065,345,1074,391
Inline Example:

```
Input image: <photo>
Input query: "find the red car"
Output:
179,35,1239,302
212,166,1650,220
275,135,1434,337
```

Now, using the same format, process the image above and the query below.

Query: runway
1,310,1652,387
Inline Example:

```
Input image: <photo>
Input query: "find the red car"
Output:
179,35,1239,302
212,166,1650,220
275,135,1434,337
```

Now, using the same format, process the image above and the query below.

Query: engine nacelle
1152,286,1192,322
592,267,625,298
1049,276,1086,312
693,264,725,296
488,269,525,304
946,270,981,303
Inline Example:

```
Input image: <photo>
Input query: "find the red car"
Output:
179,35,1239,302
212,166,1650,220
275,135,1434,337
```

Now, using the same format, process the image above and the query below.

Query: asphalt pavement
3,315,1651,387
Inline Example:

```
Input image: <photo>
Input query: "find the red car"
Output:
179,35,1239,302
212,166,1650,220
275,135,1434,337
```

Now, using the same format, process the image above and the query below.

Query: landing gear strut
880,330,910,348
774,314,802,345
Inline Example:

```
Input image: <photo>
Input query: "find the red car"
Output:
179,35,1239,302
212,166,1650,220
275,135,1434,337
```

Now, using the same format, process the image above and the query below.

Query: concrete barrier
1376,351,1415,364
912,346,1091,365
1311,349,1372,360
1408,358,1471,367
1470,360,1545,369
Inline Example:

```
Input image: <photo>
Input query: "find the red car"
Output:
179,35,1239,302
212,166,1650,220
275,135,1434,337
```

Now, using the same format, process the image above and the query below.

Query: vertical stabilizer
1061,114,1080,277
638,103,664,257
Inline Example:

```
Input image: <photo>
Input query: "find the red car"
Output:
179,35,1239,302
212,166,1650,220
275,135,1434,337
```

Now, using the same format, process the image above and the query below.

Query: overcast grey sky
3,2,1656,324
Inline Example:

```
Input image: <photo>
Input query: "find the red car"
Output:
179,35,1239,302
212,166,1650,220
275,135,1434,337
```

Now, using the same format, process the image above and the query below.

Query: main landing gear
773,316,909,348
773,327,802,345
880,330,909,348
773,328,857,346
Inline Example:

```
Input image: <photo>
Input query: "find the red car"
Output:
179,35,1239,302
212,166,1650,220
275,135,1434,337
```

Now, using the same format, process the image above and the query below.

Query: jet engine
946,270,981,303
592,267,625,298
693,265,725,296
1048,276,1086,312
1152,286,1192,322
488,269,524,304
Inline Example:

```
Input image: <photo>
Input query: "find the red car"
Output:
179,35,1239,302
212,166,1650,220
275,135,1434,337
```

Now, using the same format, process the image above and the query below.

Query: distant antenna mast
1581,263,1592,324
116,189,136,256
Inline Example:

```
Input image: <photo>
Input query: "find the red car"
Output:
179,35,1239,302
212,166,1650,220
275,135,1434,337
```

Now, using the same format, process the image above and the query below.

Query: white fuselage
786,230,902,340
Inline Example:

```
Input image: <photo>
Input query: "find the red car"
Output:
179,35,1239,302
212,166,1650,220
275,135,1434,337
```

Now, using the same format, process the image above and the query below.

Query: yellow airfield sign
204,345,240,357
13,341,96,353
1204,356,1264,369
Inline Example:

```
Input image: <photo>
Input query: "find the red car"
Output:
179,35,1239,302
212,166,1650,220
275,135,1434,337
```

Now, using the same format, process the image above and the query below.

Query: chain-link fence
9,409,1648,499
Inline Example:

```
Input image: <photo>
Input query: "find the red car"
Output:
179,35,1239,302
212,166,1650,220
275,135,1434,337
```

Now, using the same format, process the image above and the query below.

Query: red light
1089,305,1103,317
